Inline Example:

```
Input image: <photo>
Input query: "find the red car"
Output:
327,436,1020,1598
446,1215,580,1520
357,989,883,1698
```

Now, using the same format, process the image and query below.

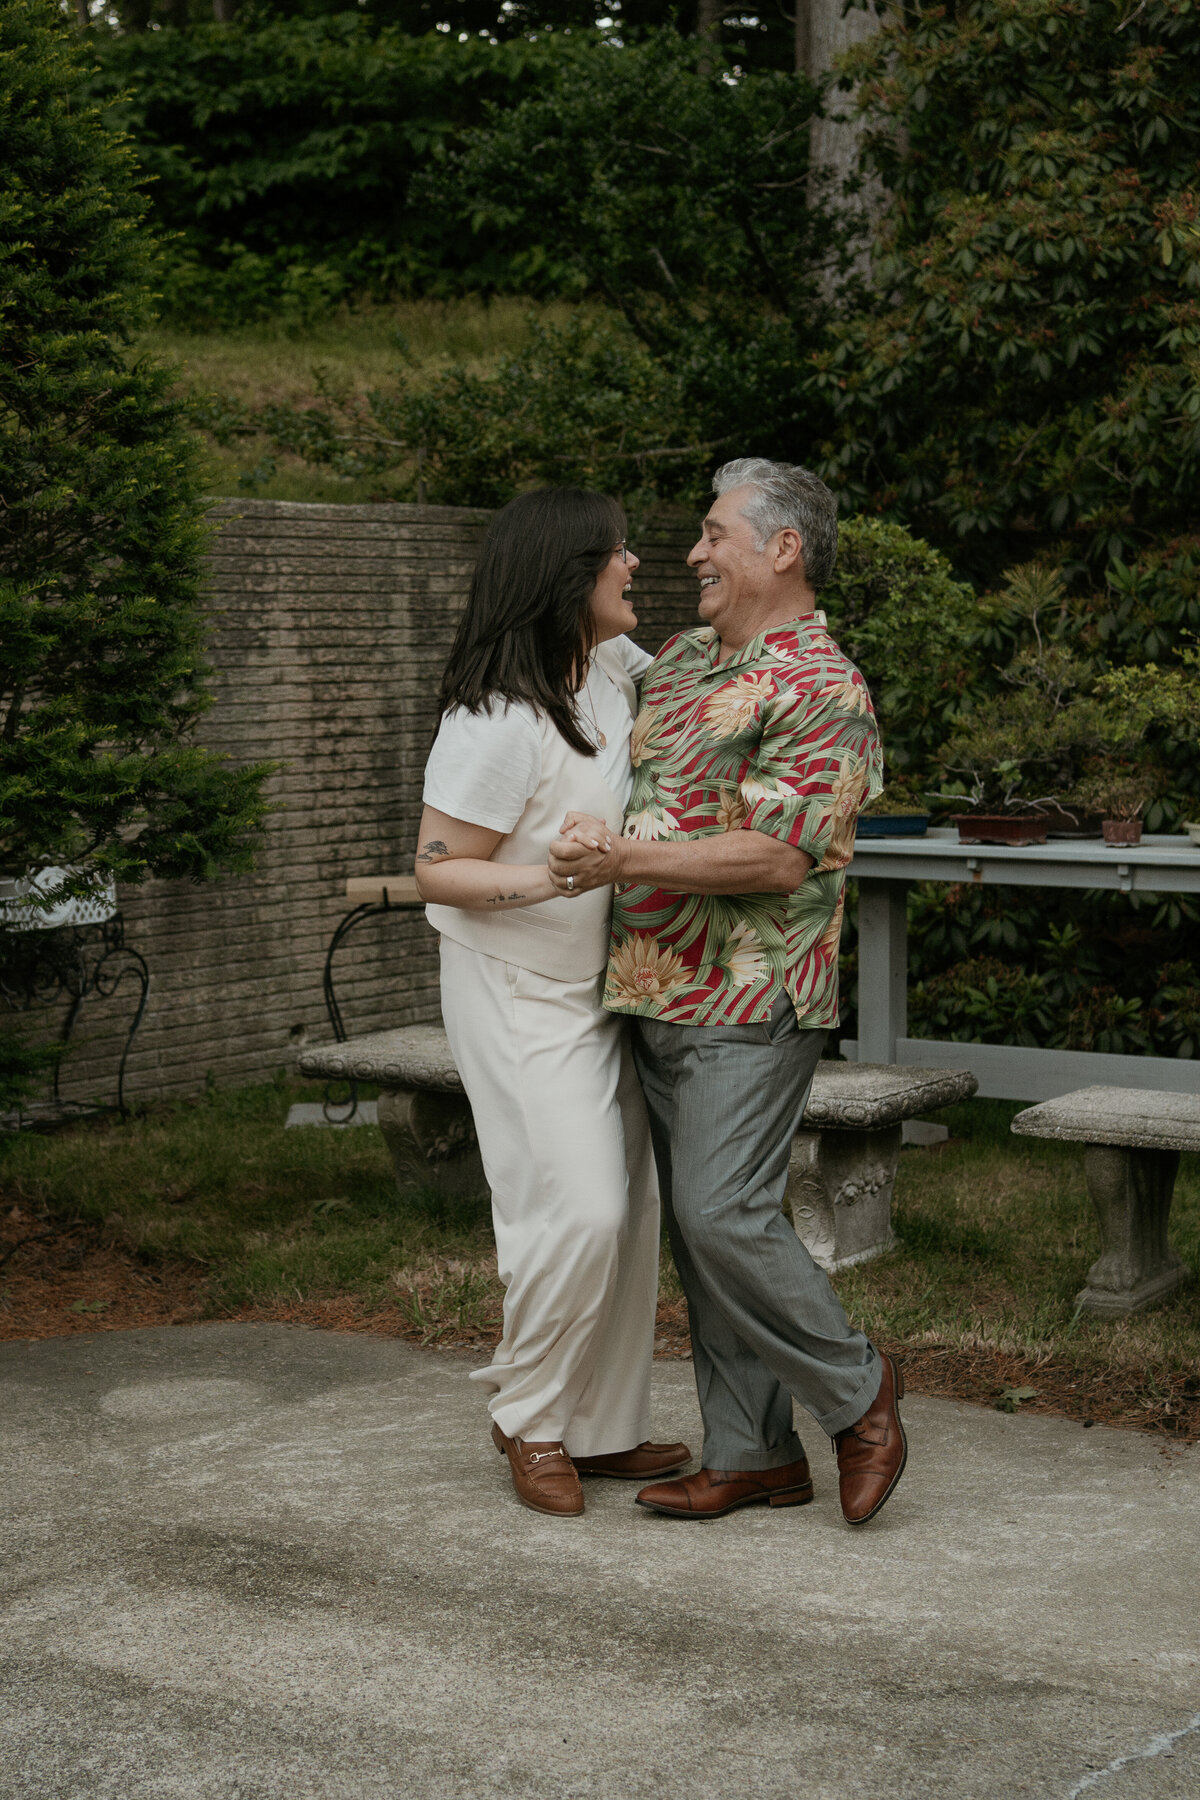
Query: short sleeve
423,701,542,834
612,634,654,680
741,667,883,872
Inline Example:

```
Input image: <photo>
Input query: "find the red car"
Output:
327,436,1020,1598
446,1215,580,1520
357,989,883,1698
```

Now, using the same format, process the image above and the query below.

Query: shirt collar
680,613,828,675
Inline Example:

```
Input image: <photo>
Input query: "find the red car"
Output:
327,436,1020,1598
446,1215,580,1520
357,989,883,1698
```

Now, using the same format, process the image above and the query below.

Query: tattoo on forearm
486,891,525,905
416,839,450,863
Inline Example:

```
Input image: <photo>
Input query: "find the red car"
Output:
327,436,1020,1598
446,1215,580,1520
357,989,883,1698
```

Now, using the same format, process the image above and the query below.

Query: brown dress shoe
574,1441,692,1480
491,1422,584,1516
834,1353,907,1525
635,1458,813,1519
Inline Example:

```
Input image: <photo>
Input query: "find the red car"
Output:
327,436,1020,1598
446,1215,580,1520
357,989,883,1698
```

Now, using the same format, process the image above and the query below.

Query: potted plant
932,566,1114,845
933,727,1060,846
1064,765,1164,848
856,779,932,838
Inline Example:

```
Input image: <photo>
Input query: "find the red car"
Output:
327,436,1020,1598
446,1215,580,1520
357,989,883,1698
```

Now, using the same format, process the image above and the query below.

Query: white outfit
424,634,651,823
423,637,660,1452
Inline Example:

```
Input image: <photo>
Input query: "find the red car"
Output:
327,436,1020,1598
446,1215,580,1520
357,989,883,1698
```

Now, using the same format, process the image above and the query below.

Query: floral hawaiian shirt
604,617,883,1027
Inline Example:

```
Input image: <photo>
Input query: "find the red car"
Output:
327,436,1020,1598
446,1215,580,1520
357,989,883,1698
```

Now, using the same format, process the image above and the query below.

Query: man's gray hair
712,457,838,593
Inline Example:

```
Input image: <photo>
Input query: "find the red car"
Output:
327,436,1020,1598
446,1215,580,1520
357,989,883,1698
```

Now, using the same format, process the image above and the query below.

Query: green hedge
83,18,576,322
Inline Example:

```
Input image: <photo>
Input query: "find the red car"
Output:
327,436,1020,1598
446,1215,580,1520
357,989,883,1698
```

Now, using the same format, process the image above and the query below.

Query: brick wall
52,500,699,1105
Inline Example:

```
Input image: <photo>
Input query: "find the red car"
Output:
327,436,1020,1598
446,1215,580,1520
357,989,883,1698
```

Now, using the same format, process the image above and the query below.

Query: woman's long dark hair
437,486,626,757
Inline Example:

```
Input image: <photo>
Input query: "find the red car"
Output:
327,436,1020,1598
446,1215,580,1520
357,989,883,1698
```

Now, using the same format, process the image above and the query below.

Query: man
548,457,906,1524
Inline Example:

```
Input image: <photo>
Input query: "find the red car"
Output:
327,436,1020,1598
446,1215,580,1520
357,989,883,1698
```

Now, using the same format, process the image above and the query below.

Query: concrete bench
1011,1086,1199,1316
298,1029,977,1272
789,1063,977,1270
299,1026,486,1202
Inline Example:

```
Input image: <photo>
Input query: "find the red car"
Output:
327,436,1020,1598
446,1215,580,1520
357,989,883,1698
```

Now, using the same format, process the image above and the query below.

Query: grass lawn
2,1077,1197,1439
141,297,589,505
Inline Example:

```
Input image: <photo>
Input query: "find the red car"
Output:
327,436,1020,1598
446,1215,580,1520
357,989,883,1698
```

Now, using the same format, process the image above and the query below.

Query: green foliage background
8,0,1200,1078
83,17,573,322
0,0,273,1103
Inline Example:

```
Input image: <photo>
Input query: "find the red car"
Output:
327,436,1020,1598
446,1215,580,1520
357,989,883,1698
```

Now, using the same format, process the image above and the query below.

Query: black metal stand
319,887,424,1123
0,914,150,1121
323,898,395,1044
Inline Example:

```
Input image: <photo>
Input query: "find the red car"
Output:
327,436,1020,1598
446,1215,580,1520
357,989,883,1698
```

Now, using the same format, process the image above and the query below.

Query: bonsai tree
1067,764,1165,825
932,565,1110,816
1062,645,1200,824
0,0,272,1104
861,777,930,818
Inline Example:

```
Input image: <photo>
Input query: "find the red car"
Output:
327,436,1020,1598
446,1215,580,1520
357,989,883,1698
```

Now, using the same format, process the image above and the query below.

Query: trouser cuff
700,1431,807,1473
815,1352,883,1438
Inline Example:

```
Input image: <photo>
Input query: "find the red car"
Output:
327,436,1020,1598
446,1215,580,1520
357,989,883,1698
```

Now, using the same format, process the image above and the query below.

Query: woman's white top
422,636,650,982
423,635,651,826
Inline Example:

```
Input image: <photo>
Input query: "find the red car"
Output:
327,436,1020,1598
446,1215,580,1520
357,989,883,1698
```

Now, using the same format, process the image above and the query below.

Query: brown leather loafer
834,1353,907,1525
491,1422,584,1516
635,1458,813,1519
574,1440,692,1480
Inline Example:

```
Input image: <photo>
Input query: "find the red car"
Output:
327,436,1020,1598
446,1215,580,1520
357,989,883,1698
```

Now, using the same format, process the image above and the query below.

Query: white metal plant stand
844,830,1200,1101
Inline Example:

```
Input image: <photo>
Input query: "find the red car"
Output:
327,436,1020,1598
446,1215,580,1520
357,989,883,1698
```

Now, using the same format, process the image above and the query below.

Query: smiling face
687,487,773,632
687,484,813,655
587,540,640,644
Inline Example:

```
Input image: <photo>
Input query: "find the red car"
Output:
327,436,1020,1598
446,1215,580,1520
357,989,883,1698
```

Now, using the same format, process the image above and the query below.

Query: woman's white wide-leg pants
439,936,660,1456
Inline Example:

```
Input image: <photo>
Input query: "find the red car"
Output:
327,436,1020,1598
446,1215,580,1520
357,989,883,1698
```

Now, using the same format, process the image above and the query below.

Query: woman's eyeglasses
615,540,629,563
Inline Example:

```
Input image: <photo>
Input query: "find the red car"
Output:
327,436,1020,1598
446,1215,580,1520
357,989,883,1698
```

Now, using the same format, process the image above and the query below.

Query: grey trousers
633,1000,882,1471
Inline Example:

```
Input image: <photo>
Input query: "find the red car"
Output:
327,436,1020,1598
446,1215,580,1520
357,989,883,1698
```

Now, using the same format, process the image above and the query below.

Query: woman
414,487,690,1517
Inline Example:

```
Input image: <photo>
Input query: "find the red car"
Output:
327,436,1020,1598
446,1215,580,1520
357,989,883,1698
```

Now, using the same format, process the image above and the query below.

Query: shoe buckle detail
527,1448,566,1465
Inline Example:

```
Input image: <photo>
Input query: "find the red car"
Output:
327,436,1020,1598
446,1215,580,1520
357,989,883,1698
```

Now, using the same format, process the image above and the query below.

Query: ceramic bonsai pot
951,814,1050,847
1036,806,1104,840
1101,819,1143,847
855,813,931,839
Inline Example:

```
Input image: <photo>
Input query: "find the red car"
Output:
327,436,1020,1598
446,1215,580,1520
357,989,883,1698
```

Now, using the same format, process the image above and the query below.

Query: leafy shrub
0,0,272,1103
421,29,845,454
821,518,977,784
900,892,1200,1060
1150,962,1200,1061
83,18,573,323
817,0,1200,590
212,310,702,508
160,246,349,332
909,956,1059,1049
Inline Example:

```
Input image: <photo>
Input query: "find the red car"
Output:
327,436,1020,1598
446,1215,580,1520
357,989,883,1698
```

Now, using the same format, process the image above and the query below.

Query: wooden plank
345,875,423,907
839,1038,1200,1102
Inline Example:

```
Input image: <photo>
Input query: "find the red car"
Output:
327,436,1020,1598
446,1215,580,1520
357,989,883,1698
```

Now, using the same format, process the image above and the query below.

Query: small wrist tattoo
486,891,524,905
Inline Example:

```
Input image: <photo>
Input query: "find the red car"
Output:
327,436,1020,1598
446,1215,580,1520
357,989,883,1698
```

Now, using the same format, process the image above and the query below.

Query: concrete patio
2,1323,1197,1799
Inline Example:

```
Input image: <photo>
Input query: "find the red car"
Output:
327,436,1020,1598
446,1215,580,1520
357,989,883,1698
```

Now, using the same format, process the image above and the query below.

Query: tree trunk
74,0,89,24
695,0,722,37
794,0,810,80
805,0,881,193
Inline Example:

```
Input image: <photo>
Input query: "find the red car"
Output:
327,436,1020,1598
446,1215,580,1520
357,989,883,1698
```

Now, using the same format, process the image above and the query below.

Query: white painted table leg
855,878,909,1064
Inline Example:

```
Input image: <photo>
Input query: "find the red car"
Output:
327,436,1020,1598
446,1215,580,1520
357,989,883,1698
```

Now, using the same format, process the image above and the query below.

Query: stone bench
1011,1086,1199,1316
299,1026,487,1202
298,1029,977,1272
788,1063,977,1270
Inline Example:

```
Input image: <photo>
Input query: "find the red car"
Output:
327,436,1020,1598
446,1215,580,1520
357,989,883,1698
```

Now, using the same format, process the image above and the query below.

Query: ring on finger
566,875,575,890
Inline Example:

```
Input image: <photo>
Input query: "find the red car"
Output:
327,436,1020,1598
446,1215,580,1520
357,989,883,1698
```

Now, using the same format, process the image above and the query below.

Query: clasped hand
548,812,625,897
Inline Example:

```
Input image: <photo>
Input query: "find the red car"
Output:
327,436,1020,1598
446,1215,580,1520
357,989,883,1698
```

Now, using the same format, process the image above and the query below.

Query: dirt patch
4,1210,1197,1444
874,1341,1200,1444
0,1207,205,1339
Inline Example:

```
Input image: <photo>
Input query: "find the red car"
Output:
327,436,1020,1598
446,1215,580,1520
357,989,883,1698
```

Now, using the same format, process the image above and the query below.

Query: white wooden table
845,830,1200,1101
